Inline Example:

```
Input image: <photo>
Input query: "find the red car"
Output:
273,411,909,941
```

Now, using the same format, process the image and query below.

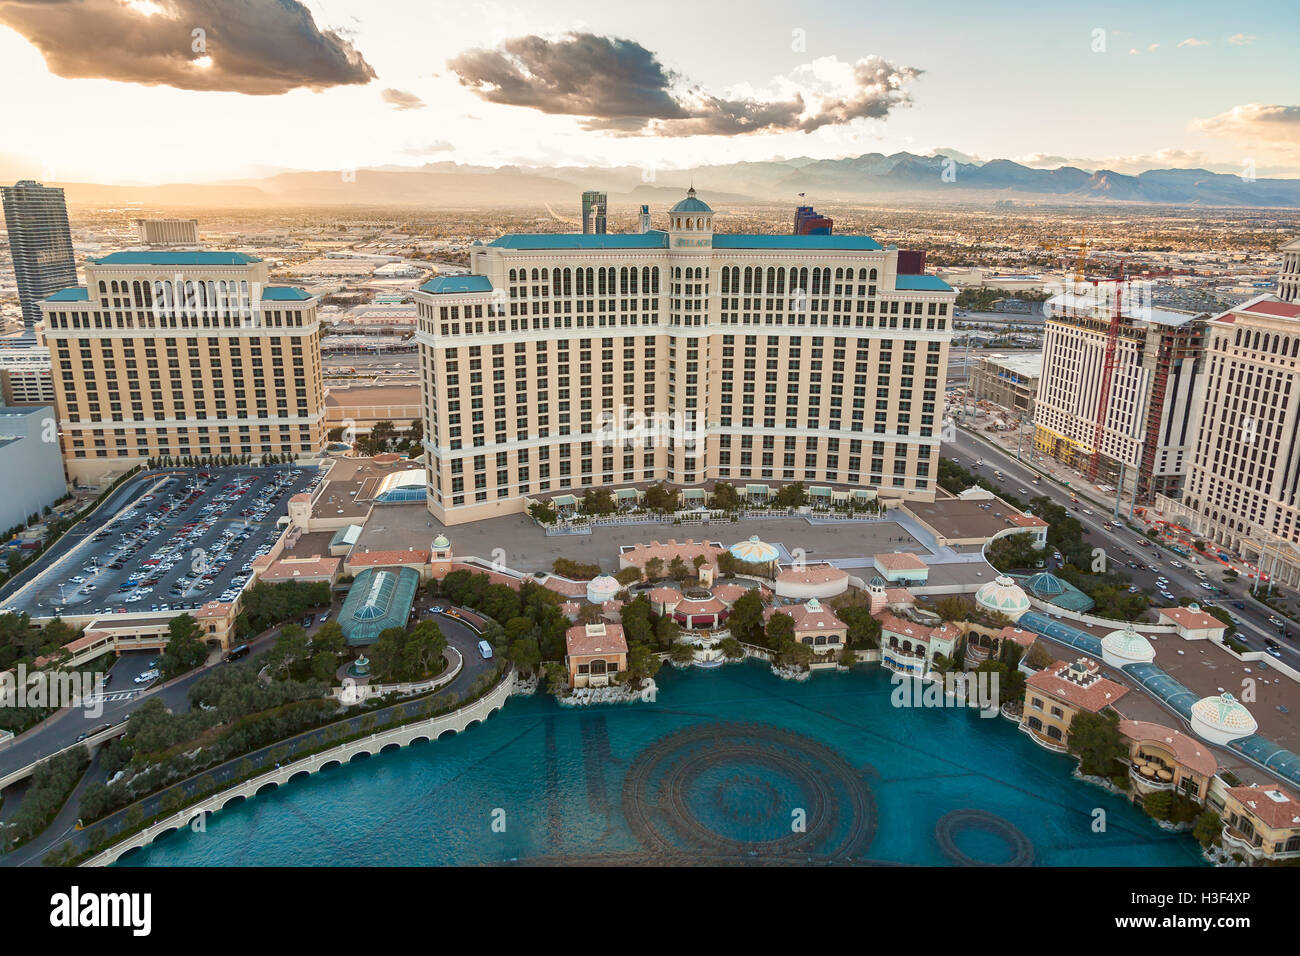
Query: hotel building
38,251,326,484
2,180,77,336
1033,285,1206,503
413,189,956,526
1170,292,1300,586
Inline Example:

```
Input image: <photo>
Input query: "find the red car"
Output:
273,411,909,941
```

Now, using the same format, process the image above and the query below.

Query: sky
0,0,1296,184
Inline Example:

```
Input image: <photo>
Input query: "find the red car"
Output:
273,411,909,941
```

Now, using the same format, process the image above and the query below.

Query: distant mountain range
46,152,1300,209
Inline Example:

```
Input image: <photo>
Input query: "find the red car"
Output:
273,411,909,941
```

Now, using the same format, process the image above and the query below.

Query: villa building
565,621,629,688
1117,719,1217,804
877,611,960,676
1220,784,1300,862
765,598,847,657
38,250,327,484
413,189,956,525
1021,657,1129,752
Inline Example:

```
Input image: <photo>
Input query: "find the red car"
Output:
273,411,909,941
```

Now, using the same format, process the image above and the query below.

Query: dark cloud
0,0,376,94
382,88,425,110
447,32,920,137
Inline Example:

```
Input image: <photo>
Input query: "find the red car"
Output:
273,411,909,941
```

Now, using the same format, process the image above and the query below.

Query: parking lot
4,465,321,620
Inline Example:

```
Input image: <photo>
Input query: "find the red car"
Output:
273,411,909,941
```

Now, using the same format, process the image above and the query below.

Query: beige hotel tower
39,251,326,484
414,189,956,526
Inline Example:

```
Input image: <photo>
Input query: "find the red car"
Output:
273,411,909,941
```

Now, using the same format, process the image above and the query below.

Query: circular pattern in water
934,809,1035,866
622,722,876,863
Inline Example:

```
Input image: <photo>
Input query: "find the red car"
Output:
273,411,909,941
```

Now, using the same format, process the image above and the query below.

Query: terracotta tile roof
618,538,723,569
1241,300,1300,320
785,601,844,631
874,552,928,571
1158,606,1226,631
565,622,628,657
1006,512,1048,528
1119,719,1218,778
996,625,1037,647
776,563,849,584
347,548,430,568
1227,784,1300,831
884,587,914,605
261,554,340,581
877,611,938,641
711,583,757,603
649,586,682,602
1026,658,1129,713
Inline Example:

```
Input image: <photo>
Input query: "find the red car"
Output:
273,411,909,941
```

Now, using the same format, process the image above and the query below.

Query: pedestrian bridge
80,671,514,866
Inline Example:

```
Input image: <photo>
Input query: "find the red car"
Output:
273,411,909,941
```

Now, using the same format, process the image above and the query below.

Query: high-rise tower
2,180,77,337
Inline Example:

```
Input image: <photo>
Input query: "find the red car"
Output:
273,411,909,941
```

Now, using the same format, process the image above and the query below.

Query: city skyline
0,0,1296,185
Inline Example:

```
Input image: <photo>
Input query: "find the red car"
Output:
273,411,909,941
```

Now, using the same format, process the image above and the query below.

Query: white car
134,669,160,684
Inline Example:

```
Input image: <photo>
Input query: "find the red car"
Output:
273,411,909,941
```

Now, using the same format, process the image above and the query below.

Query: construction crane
1088,258,1129,482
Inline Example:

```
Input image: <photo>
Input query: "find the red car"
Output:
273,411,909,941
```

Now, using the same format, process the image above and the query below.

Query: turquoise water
119,663,1205,866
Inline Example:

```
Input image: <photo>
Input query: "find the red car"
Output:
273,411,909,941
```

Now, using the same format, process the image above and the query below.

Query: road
2,614,494,866
946,426,1300,672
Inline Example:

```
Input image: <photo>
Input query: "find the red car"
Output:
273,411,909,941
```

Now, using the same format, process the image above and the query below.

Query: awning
810,486,832,497
616,489,638,499
553,494,577,506
853,489,872,498
682,489,705,500
745,484,770,495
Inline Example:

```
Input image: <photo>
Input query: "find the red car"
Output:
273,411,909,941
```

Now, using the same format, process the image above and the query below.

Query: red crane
1088,261,1129,482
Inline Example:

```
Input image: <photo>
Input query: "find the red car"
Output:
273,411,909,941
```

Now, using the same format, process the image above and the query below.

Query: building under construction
1032,282,1207,504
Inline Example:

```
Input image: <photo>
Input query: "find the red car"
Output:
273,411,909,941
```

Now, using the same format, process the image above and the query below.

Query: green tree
728,590,765,644
711,482,740,511
506,637,542,676
1067,710,1127,778
1193,810,1223,848
160,614,208,678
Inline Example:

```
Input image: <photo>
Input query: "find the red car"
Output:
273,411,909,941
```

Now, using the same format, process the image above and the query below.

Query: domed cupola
668,187,713,244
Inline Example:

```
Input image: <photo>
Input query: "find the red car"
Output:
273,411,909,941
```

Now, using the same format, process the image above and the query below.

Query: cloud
447,32,921,137
1193,103,1300,158
0,0,376,94
400,140,454,156
1015,148,1218,174
1177,37,1210,48
382,88,425,110
1225,33,1256,45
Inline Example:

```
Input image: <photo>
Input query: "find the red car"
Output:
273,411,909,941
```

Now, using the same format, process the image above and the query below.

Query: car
1082,509,1093,516
318,612,330,623
133,669,160,684
1170,561,1185,569
477,639,494,660
1018,488,1028,495
1127,585,1139,593
1269,616,1285,628
1200,582,1215,591
1267,646,1283,659
1232,601,1247,610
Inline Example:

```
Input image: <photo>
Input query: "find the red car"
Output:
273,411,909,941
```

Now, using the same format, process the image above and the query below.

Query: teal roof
482,231,885,252
1022,571,1067,597
488,233,668,251
713,235,883,251
338,566,421,647
671,197,713,213
419,275,494,294
1011,572,1094,613
262,286,312,301
90,251,261,265
45,286,89,301
894,274,953,292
